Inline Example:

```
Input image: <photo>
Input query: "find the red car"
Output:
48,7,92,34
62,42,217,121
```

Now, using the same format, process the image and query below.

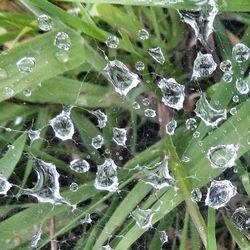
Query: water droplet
28,129,41,143
191,188,202,203
135,61,145,71
16,57,36,74
54,32,71,51
185,118,197,131
142,97,150,106
37,14,53,31
94,158,118,192
69,159,90,173
205,180,237,209
159,231,168,245
236,78,249,94
89,110,107,128
55,50,69,63
148,47,165,64
3,87,14,96
91,135,104,149
49,111,74,141
220,60,232,73
0,68,7,79
132,101,140,110
207,144,239,169
23,89,32,97
113,127,127,147
131,207,154,229
193,131,200,138
158,78,185,110
145,108,156,118
222,72,232,83
0,175,12,195
232,95,239,103
81,213,92,224
232,207,250,230
192,52,217,80
232,43,250,63
31,226,42,248
103,59,140,96
105,35,119,48
230,107,237,115
195,94,227,127
101,244,114,250
165,119,177,135
138,29,149,40
70,182,78,192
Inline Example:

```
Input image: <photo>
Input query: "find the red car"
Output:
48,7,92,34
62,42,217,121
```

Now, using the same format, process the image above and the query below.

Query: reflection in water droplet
131,207,154,229
195,94,227,127
91,135,104,149
145,108,156,118
148,47,165,64
16,57,36,74
138,29,149,40
105,35,119,48
37,14,53,31
236,78,249,94
70,159,90,173
165,119,177,135
54,32,71,51
158,78,185,110
232,43,250,63
205,180,237,209
113,127,127,147
191,188,202,203
207,144,239,169
104,60,141,96
0,175,12,195
94,158,118,192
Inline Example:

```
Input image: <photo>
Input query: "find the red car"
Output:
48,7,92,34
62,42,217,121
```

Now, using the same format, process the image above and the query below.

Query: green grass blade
207,208,217,250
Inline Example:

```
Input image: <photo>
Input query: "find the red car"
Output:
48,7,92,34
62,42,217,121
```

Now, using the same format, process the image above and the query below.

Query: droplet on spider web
81,213,92,224
194,93,227,127
159,231,168,245
91,134,104,149
232,207,250,230
165,119,177,135
69,182,78,192
69,159,90,173
94,158,119,192
220,60,232,72
54,32,71,51
207,144,239,169
144,108,156,118
158,78,185,110
185,118,197,131
105,35,119,48
37,14,53,31
192,52,217,80
31,226,42,248
113,127,127,147
143,156,175,190
232,43,250,63
148,47,165,64
49,110,74,141
0,175,12,195
131,207,154,229
16,57,36,74
103,59,141,96
138,28,149,40
89,109,107,129
28,129,41,143
22,159,71,206
205,180,237,209
236,78,249,94
191,188,202,203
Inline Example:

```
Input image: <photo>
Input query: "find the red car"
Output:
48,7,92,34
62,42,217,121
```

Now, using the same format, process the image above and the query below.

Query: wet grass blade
207,208,217,250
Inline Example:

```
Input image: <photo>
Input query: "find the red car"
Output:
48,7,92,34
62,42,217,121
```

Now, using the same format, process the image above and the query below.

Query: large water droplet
207,144,239,169
69,159,90,173
138,29,149,40
54,32,71,51
232,207,250,230
94,158,118,192
192,52,217,80
0,175,12,195
105,35,119,48
236,78,249,94
191,188,202,203
158,78,185,110
89,110,107,129
49,111,74,141
148,47,165,64
131,207,154,229
205,180,237,209
104,60,141,96
16,57,36,74
165,119,177,135
91,135,104,149
37,14,53,31
195,94,227,127
232,43,250,63
31,226,42,248
113,127,127,147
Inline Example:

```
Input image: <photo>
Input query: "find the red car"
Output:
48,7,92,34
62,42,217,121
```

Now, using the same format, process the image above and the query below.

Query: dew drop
101,244,114,250
3,87,14,97
23,89,32,97
194,94,227,127
207,144,239,169
131,207,154,229
148,47,165,64
236,78,249,94
232,43,250,63
55,50,69,63
222,72,232,83
69,159,90,173
37,14,53,31
135,61,145,71
89,110,107,128
192,52,217,80
69,182,78,192
103,59,141,96
0,175,12,195
91,135,104,149
94,158,118,192
159,231,168,245
193,131,200,138
16,57,36,74
232,207,250,230
105,35,119,48
138,28,149,40
54,32,71,51
191,188,202,203
31,226,42,248
185,118,197,131
145,108,156,118
230,107,237,116
220,60,232,72
113,127,127,147
158,78,185,110
232,95,239,103
142,97,150,106
132,101,140,110
165,119,177,135
205,180,237,209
